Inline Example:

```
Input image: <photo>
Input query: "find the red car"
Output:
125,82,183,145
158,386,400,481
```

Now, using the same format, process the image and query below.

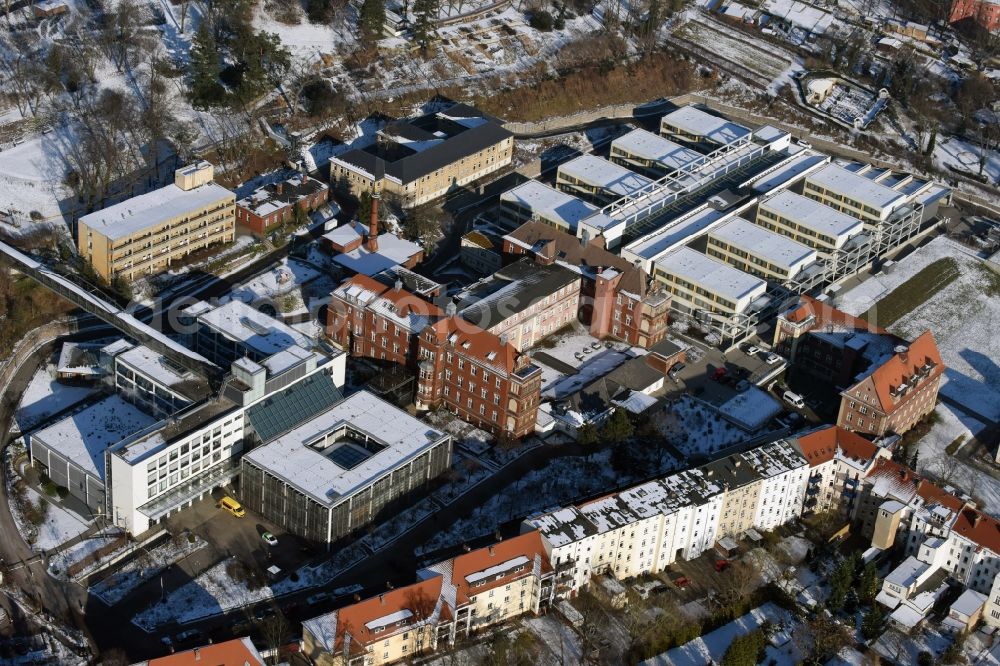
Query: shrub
529,10,554,30
56,486,69,500
918,651,934,666
42,481,58,497
722,627,768,666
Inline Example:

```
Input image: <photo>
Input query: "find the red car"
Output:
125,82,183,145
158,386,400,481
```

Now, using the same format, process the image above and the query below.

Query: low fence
66,534,129,579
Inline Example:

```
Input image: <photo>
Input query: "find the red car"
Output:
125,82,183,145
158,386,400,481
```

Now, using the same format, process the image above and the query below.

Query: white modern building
659,106,751,147
555,155,653,205
498,180,609,234
756,189,865,255
706,217,819,285
609,129,703,178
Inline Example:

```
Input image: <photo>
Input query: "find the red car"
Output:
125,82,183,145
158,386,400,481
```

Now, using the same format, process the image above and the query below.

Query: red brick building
837,331,945,437
502,221,670,349
235,173,329,235
327,274,443,368
416,317,542,438
950,0,1000,32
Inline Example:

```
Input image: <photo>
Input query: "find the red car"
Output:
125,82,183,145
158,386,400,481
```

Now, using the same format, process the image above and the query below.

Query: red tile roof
865,458,964,512
952,508,1000,555
336,274,443,320
864,330,945,413
425,316,520,374
784,295,888,334
447,531,552,605
796,425,880,467
146,638,264,666
326,577,447,653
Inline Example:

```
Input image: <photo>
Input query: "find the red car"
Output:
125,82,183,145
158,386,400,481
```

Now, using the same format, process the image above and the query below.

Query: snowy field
14,365,97,432
644,603,799,666
834,237,1000,423
525,615,584,665
934,136,1000,185
23,488,91,552
657,395,748,457
91,535,209,606
48,529,124,579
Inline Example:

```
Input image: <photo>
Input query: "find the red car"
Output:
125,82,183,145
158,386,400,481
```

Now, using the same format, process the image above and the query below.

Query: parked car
765,352,782,365
712,367,727,380
735,379,751,392
668,362,686,379
672,576,691,588
783,391,806,409
714,559,731,573
306,592,331,606
261,531,278,546
744,344,760,356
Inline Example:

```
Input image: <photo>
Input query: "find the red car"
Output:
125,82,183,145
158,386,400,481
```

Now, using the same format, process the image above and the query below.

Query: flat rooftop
457,259,579,331
760,189,865,238
611,129,703,172
748,153,828,193
114,343,211,401
806,163,905,210
655,246,766,302
660,106,751,145
626,205,727,262
32,394,157,479
79,182,234,241
558,155,652,196
243,391,448,505
190,300,314,357
500,180,599,231
709,217,817,270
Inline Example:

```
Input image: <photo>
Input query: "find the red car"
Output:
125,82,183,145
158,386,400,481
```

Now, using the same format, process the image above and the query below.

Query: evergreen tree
600,408,634,443
577,423,599,446
861,604,885,640
411,0,438,49
360,0,386,45
858,561,880,604
189,22,224,106
721,628,767,666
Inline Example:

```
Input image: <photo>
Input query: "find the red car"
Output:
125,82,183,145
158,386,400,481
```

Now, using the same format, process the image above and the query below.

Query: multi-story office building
326,274,443,368
330,104,513,207
241,390,452,544
455,259,582,351
609,128,703,178
837,331,944,437
555,155,653,205
416,316,542,438
803,163,910,225
659,106,751,147
498,180,608,234
180,300,317,367
235,172,329,235
756,189,865,256
706,217,819,286
301,531,554,666
502,221,670,349
77,162,235,281
103,339,210,419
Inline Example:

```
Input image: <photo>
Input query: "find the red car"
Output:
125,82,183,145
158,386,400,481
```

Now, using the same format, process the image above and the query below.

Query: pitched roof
861,330,944,413
864,458,964,512
795,425,880,467
144,637,264,666
504,220,648,295
952,508,1000,555
425,316,521,374
304,577,448,655
782,294,888,334
444,531,552,605
334,274,444,322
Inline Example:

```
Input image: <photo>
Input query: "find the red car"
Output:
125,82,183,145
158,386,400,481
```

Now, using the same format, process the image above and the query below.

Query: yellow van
219,496,246,517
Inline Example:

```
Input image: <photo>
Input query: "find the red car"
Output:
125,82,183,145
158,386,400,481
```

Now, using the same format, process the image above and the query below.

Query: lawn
863,257,961,327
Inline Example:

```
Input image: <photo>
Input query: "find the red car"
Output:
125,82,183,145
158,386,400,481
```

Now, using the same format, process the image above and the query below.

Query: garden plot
656,395,747,458
871,625,951,665
680,17,790,81
91,535,208,606
14,487,92,552
14,365,97,432
834,237,1000,424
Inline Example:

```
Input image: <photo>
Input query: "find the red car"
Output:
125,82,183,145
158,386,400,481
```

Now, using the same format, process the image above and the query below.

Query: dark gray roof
246,372,344,443
649,338,684,359
605,356,664,393
457,258,579,331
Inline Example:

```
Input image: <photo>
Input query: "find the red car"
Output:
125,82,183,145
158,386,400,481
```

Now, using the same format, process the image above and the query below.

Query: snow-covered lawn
934,136,1000,185
657,395,747,458
14,365,97,432
643,603,798,666
26,488,91,552
525,615,583,665
0,130,75,231
834,237,1000,423
871,625,952,665
91,535,208,606
48,529,124,579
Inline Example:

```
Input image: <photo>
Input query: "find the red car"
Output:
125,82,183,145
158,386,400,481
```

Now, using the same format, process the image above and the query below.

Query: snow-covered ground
25,488,91,552
91,535,208,606
48,529,124,579
525,615,584,665
934,136,1000,185
871,625,952,665
13,365,97,432
834,237,1000,423
644,603,799,666
657,395,747,458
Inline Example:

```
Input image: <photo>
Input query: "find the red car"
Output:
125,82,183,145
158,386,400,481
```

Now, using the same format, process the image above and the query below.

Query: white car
765,352,782,365
745,345,760,356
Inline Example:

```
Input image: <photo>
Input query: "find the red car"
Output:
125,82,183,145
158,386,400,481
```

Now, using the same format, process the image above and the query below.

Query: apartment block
950,0,1000,31
455,259,582,351
235,172,329,235
803,163,909,225
302,531,554,666
415,316,542,438
330,103,513,207
503,221,670,349
837,331,944,437
609,128,703,178
77,162,235,281
658,106,751,147
326,274,443,368
794,425,886,517
706,217,819,285
241,390,452,544
555,155,653,206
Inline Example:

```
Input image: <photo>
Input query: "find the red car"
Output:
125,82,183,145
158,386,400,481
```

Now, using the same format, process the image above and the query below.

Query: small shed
33,0,69,17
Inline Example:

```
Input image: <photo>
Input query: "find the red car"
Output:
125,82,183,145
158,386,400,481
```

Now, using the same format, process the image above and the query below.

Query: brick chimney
275,181,284,195
367,192,380,252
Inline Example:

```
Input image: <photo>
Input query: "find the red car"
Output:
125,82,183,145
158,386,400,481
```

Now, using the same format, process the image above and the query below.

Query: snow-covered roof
79,182,234,241
806,163,905,211
709,217,817,271
188,300,314,357
611,129,703,172
116,344,199,391
261,345,316,376
660,106,751,145
885,556,929,588
760,189,865,239
323,221,366,247
331,233,422,277
654,247,767,303
717,387,783,431
557,155,652,196
750,152,828,194
31,395,157,480
950,589,987,617
625,205,728,262
242,391,449,505
500,180,599,232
